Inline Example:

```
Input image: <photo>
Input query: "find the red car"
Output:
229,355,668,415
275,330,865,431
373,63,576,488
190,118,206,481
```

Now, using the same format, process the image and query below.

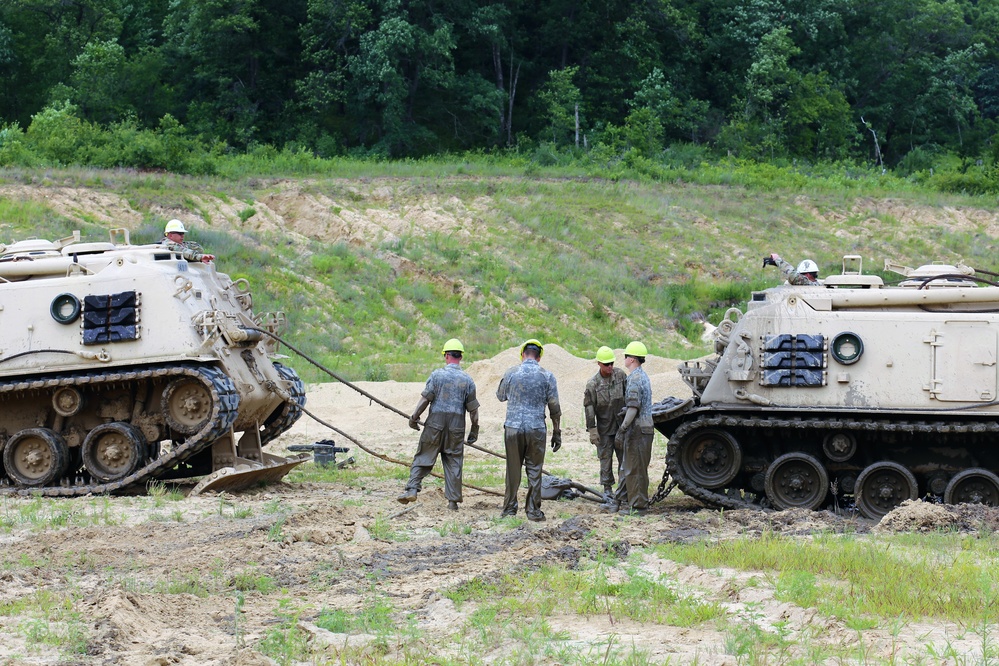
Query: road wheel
676,428,742,489
855,461,918,520
82,422,147,482
944,468,999,506
765,452,829,511
3,428,69,487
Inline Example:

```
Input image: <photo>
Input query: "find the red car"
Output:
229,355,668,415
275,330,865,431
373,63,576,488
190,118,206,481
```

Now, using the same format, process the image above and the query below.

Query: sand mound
874,499,999,534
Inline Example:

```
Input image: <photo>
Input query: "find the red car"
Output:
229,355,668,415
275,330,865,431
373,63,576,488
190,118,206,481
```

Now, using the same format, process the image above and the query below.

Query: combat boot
397,489,418,504
447,501,458,511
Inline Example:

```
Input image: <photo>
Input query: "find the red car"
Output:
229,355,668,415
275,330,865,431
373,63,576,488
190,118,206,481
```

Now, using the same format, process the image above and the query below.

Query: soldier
602,341,655,516
397,338,480,511
160,219,215,264
765,252,819,285
496,339,561,522
583,346,627,495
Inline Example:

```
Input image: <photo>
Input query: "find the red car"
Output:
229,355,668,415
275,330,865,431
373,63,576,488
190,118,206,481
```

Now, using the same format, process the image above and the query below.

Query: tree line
0,0,996,171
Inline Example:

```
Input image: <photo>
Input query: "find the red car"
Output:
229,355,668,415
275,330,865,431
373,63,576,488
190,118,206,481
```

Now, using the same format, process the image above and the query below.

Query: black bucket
313,444,335,467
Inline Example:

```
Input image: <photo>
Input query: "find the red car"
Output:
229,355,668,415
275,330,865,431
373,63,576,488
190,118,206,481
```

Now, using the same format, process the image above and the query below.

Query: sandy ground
1,345,997,665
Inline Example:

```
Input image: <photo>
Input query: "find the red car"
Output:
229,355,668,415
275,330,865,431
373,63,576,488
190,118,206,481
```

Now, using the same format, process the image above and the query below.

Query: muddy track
0,364,238,497
666,412,999,511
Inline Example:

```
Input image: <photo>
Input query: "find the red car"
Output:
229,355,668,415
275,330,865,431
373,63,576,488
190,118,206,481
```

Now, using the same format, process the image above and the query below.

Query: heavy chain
649,470,677,506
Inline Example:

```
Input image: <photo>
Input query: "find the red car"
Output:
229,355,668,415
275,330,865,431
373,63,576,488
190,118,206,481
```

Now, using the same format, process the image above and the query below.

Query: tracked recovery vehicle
654,256,999,519
0,229,306,497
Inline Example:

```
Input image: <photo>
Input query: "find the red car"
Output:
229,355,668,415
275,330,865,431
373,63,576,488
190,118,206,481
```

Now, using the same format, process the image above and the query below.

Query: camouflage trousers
612,429,654,510
501,426,546,517
596,431,624,489
404,412,466,502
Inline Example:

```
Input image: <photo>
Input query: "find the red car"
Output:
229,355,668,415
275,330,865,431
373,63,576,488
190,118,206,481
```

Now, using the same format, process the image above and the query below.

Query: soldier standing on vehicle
160,219,215,264
764,252,819,285
584,346,627,496
601,341,655,516
397,339,480,511
496,339,561,522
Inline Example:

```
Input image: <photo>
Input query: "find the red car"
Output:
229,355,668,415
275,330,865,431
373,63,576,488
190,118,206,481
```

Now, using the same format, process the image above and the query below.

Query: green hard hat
624,341,648,358
520,338,544,358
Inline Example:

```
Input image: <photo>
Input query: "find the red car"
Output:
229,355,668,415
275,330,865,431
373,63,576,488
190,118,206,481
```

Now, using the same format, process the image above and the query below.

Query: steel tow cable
250,327,542,499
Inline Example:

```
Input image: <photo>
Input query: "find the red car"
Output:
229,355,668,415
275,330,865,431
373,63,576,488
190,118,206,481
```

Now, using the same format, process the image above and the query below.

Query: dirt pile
875,499,999,534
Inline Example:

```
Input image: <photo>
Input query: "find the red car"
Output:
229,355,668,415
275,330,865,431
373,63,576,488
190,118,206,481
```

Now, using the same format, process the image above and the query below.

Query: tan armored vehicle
0,229,306,496
654,256,999,519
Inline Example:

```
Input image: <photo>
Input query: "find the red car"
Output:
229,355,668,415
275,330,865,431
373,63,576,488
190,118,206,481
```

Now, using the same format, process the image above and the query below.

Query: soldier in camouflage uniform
398,339,480,511
160,219,215,264
583,346,627,495
496,339,561,522
602,341,655,516
766,253,819,286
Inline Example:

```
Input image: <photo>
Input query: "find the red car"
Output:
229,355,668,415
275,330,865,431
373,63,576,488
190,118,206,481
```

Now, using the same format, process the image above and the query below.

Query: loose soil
1,345,997,665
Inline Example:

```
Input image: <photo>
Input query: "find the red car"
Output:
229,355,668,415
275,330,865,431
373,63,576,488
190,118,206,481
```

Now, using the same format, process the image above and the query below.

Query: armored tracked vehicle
0,229,306,496
654,256,999,519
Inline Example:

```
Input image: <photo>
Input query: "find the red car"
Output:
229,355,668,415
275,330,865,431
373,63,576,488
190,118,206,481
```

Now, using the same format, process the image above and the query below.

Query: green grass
316,597,397,634
445,560,723,629
654,531,999,625
0,497,124,532
0,590,88,656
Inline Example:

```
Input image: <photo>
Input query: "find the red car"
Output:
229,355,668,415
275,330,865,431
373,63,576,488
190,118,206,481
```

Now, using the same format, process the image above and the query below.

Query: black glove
762,256,777,268
408,415,420,430
466,424,479,444
550,430,562,452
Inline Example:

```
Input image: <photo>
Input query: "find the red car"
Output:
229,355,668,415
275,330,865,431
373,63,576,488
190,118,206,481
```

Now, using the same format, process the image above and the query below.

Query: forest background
1,0,999,190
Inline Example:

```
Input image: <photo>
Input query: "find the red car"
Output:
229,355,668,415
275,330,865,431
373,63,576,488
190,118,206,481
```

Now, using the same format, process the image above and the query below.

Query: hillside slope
2,172,997,381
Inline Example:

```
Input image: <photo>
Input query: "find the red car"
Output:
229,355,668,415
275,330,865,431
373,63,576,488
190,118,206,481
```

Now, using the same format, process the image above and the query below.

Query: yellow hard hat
595,346,616,364
520,338,544,358
164,219,187,234
624,341,648,358
442,338,465,355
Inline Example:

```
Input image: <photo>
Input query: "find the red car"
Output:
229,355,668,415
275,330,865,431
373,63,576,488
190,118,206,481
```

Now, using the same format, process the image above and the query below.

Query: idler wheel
3,428,69,487
162,376,214,435
765,452,830,511
677,428,742,489
944,468,999,506
855,461,918,520
82,422,147,482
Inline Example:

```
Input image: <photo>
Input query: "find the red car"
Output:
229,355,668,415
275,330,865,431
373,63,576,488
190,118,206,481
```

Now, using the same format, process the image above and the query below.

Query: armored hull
654,257,999,518
0,229,306,496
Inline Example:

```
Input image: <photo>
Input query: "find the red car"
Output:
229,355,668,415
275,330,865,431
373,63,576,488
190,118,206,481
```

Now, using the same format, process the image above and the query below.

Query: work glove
408,414,421,431
550,430,562,452
587,427,600,446
762,256,777,268
466,424,479,444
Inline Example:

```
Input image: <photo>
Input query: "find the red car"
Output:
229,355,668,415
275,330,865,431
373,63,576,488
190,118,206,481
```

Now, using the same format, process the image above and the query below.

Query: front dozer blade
189,453,310,496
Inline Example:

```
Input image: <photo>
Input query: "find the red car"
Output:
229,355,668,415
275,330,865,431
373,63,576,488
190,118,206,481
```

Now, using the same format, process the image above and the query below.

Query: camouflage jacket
496,359,561,431
422,364,480,416
583,367,627,435
159,237,209,263
776,257,819,286
624,366,654,434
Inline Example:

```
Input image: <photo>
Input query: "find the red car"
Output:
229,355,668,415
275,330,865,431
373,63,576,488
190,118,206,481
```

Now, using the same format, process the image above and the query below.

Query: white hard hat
797,259,818,274
164,219,187,234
